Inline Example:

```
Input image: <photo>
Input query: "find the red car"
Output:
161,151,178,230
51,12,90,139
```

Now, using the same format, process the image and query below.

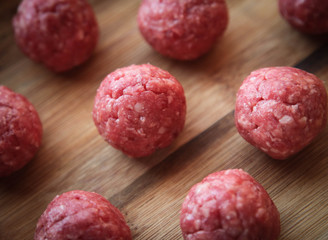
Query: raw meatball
138,0,228,60
93,64,186,158
0,86,42,177
13,0,99,72
180,169,280,240
35,190,132,240
279,0,328,34
235,67,327,160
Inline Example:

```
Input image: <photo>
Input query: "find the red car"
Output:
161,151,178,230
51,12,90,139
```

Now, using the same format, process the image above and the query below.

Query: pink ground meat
12,0,99,72
235,67,327,160
180,169,280,240
279,0,328,34
0,86,42,177
35,190,132,240
93,64,186,158
138,0,228,60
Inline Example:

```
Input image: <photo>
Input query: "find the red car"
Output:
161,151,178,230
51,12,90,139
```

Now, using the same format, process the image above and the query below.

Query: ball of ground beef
279,0,328,34
0,86,42,177
93,64,186,158
235,67,327,160
35,190,132,240
180,169,280,240
12,0,99,72
138,0,228,60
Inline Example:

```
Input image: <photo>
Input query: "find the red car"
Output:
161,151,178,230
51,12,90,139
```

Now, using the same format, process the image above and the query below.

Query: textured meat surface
279,0,328,34
235,67,327,159
35,190,132,240
12,0,99,72
0,86,42,177
180,169,280,240
138,0,228,60
93,64,186,158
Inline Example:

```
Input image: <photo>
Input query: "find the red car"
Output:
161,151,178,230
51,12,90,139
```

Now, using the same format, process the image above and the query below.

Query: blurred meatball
279,0,328,34
138,0,228,60
35,190,132,240
0,86,42,177
13,0,99,72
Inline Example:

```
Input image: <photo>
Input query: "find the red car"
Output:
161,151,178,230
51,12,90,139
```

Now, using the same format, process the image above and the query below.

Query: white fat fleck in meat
252,105,258,112
255,208,266,219
290,16,304,26
310,88,318,95
106,103,112,112
249,77,257,83
237,115,252,129
137,128,145,136
278,90,284,95
265,141,272,148
134,102,144,113
194,219,201,231
126,104,133,110
225,210,237,220
279,115,294,124
224,169,233,175
136,74,142,82
139,116,146,123
167,95,173,104
201,199,217,218
260,147,268,152
295,0,305,6
298,116,307,125
291,104,299,113
158,126,166,134
220,200,232,211
195,182,210,195
126,127,136,132
270,148,281,154
201,205,210,218
236,201,243,209
288,94,296,103
186,214,194,221
271,128,283,138
304,77,314,84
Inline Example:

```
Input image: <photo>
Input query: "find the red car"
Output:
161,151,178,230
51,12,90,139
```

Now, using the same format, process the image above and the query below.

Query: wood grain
1,0,328,239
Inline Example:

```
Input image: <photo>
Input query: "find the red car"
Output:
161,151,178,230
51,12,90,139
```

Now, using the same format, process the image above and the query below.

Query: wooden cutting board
1,0,328,239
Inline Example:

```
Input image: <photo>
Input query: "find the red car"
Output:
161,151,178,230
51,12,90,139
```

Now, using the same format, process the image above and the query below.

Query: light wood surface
1,0,328,239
